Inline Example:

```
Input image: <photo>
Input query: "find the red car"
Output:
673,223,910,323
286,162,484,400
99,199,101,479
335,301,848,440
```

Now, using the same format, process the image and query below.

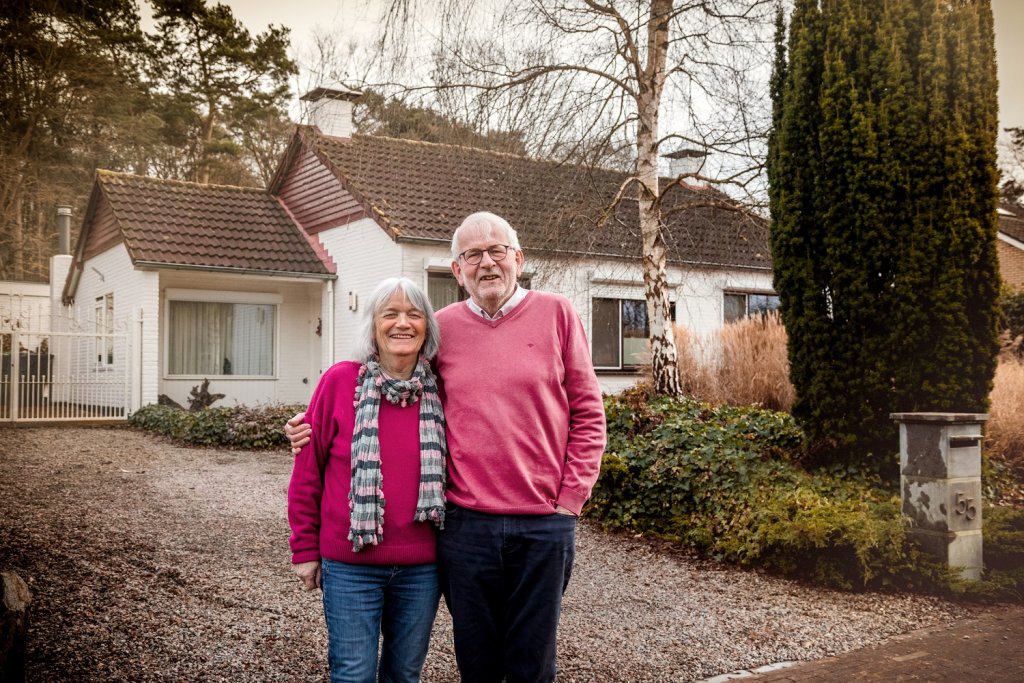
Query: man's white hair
450,212,522,260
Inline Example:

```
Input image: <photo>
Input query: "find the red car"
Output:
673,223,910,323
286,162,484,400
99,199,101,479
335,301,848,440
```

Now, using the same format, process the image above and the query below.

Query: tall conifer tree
768,0,1000,476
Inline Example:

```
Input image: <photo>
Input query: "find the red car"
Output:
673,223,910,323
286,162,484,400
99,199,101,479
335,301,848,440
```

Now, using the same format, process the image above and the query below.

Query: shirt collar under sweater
465,285,528,320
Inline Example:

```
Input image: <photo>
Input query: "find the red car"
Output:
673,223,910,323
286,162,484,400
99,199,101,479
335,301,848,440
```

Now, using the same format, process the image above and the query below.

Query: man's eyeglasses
458,245,516,265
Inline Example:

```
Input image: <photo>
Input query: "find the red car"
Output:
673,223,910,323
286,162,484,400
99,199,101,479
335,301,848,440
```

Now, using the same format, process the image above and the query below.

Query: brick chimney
300,83,362,138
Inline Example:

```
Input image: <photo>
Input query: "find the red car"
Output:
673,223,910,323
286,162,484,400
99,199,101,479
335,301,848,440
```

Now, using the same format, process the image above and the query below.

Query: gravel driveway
0,425,976,682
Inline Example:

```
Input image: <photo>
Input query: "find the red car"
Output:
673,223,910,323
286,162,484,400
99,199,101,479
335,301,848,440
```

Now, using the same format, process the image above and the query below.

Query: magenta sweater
287,361,437,566
435,290,606,515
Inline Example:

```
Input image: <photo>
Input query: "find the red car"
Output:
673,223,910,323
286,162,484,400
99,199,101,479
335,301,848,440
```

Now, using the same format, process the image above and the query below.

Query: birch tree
374,0,774,396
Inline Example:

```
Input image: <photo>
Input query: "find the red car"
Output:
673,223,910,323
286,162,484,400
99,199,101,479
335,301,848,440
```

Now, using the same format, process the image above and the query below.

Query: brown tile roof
310,132,771,271
999,202,1024,244
97,171,333,277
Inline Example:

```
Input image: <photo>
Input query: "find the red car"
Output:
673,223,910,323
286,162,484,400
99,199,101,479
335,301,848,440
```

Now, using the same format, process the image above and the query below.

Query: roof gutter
396,236,450,247
998,231,1024,252
132,261,338,281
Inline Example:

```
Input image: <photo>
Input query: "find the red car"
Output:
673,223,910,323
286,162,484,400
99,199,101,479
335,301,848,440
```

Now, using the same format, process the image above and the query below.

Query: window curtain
591,298,620,367
168,301,275,376
428,273,463,312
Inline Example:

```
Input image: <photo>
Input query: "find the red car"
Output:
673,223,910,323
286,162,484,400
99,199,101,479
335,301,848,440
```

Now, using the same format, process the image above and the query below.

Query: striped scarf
348,357,446,552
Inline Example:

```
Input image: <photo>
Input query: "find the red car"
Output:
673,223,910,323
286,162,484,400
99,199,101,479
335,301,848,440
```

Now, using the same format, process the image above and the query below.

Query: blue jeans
320,559,440,683
437,505,576,683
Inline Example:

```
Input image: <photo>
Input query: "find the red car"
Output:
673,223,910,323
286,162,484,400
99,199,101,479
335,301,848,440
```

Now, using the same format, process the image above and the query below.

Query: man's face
451,223,524,315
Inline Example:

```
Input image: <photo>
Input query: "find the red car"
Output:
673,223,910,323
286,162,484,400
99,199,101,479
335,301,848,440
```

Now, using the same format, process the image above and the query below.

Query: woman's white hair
352,277,441,361
450,212,522,260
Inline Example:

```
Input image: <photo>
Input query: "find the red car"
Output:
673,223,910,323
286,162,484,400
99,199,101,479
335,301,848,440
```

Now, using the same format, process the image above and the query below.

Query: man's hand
554,504,577,517
285,412,311,456
292,560,321,591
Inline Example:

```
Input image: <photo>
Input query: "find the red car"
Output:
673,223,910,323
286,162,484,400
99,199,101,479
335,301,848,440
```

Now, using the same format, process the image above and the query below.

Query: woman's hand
292,561,321,591
285,412,311,456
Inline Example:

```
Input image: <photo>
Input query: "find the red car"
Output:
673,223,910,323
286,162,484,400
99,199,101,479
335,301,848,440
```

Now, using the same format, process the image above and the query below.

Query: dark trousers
437,505,576,683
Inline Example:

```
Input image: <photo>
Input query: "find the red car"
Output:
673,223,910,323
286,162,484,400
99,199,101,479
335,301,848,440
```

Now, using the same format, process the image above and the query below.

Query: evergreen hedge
587,390,937,589
768,0,1001,477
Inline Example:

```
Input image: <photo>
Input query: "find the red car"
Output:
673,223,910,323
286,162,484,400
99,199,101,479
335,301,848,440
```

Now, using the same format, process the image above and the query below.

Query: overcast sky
140,0,1022,175
992,0,1023,130
205,0,1022,130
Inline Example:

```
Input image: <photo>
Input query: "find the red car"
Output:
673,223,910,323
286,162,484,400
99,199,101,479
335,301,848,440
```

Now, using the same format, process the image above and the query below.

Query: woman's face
374,290,427,367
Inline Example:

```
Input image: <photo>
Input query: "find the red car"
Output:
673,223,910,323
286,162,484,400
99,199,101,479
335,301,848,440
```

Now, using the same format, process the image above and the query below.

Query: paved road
719,604,1024,682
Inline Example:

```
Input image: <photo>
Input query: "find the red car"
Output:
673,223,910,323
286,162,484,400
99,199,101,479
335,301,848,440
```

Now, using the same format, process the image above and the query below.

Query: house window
592,298,674,370
723,291,781,323
167,300,275,376
95,293,114,366
427,272,466,312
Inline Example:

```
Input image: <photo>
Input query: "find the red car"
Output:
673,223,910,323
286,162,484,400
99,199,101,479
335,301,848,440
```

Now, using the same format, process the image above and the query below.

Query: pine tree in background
768,0,1001,478
148,0,296,185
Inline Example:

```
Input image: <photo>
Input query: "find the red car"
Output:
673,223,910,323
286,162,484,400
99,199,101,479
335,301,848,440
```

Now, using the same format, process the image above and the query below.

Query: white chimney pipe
663,148,708,184
56,205,71,255
300,83,362,138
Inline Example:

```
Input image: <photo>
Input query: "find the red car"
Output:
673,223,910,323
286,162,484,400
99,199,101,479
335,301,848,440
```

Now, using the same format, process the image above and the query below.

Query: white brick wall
317,218,404,374
308,98,354,138
70,245,158,408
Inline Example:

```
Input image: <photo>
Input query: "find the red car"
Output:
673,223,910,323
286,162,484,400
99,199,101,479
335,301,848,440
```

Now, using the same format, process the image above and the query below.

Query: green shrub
985,506,1024,572
589,390,949,590
128,403,304,450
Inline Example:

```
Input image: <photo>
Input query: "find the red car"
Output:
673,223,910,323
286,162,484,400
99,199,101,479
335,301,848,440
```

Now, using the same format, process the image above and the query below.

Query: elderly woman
287,276,446,683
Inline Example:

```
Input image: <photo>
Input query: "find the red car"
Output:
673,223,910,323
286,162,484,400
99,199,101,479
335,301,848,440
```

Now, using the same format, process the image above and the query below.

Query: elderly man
288,211,606,683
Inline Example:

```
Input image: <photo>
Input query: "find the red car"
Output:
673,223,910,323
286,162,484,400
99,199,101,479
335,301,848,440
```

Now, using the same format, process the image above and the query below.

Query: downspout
327,280,336,364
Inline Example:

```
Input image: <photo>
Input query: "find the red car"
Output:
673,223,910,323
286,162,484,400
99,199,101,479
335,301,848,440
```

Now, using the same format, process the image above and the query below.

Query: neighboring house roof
297,129,771,271
999,202,1024,244
64,171,334,302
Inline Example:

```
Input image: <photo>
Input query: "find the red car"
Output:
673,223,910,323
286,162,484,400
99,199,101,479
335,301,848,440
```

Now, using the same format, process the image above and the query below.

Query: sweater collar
465,285,529,320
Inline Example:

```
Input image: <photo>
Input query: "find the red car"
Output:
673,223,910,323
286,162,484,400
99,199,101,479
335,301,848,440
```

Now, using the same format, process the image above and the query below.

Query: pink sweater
287,361,438,566
435,290,606,515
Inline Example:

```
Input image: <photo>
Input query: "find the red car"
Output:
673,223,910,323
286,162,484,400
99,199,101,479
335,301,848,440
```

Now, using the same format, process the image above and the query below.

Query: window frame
591,297,675,372
94,293,114,367
426,271,468,312
162,289,282,379
723,290,781,324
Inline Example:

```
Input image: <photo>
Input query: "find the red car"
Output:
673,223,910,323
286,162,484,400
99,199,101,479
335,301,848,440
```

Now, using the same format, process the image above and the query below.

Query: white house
53,87,776,410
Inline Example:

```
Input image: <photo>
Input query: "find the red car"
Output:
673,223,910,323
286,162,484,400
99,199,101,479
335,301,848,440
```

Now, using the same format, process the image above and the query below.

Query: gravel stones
0,426,973,682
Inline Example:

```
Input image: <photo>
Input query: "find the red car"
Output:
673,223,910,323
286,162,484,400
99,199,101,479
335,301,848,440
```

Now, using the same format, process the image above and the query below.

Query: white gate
1,295,136,422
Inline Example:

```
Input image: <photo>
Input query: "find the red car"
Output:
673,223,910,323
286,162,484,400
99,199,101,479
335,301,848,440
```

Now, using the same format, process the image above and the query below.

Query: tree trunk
637,0,682,397
11,190,24,280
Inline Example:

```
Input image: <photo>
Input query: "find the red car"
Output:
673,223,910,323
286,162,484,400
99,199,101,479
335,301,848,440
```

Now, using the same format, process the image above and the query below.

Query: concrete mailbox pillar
891,412,987,581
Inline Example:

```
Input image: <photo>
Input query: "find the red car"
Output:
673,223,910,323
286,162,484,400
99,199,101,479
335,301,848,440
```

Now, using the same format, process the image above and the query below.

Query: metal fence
1,327,132,422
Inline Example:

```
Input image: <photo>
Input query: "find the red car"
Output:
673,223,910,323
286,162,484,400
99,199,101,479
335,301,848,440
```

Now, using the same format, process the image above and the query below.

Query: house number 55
954,491,977,521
